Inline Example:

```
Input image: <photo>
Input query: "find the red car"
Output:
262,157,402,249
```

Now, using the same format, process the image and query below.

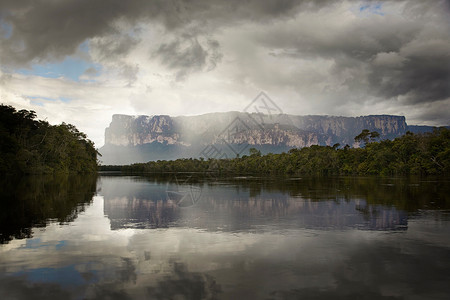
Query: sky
1,0,449,147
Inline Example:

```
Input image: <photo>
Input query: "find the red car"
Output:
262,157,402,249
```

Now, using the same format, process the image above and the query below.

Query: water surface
1,175,449,299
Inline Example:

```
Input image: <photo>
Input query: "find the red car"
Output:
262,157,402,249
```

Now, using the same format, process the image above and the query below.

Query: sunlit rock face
100,112,425,164
105,114,182,147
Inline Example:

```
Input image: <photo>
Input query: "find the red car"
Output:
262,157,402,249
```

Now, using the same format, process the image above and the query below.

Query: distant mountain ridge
99,112,440,165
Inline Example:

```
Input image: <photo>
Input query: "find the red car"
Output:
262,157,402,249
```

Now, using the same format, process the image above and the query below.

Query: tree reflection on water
0,174,97,243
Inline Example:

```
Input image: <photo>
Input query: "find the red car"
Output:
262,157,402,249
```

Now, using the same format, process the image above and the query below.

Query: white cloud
1,0,449,147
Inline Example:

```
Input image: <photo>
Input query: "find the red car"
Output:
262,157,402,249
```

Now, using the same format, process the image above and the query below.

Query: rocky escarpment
100,112,415,164
105,114,186,146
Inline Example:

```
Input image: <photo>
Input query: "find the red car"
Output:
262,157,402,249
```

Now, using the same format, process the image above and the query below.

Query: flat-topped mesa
105,114,178,146
100,112,423,164
104,112,408,147
288,115,407,140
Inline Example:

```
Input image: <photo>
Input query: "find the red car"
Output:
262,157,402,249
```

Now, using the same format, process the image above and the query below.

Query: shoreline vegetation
1,104,99,174
2,104,448,176
102,128,449,176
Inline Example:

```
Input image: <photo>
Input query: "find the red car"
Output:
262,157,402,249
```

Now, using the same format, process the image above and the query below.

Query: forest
108,127,450,176
0,104,99,174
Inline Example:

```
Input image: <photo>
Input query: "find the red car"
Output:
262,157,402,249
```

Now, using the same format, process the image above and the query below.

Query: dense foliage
0,104,99,174
112,128,450,176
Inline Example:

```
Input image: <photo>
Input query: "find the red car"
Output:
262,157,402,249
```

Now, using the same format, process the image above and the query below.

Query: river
1,174,449,299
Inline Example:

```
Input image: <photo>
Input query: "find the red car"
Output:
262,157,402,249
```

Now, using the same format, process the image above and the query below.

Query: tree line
107,127,450,176
0,104,99,174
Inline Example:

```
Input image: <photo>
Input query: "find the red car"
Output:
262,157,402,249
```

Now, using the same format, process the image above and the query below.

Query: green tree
0,104,99,174
355,129,380,145
249,147,262,157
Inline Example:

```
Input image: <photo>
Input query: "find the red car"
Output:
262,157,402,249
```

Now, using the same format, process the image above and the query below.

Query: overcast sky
1,0,449,146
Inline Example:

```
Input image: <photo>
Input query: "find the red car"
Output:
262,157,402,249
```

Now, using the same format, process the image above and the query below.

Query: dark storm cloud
257,0,450,105
155,35,222,80
368,50,450,104
90,33,140,61
1,0,130,65
0,0,332,66
89,32,141,84
0,0,448,116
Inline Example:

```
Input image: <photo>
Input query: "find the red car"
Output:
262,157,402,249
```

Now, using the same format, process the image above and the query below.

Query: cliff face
100,112,408,164
105,114,183,146
104,112,407,147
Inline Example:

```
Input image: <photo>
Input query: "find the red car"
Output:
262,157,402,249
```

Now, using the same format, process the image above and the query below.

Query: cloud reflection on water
0,175,449,299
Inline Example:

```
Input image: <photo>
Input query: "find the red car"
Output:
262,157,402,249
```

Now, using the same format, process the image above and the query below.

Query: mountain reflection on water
99,175,449,232
0,174,449,300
